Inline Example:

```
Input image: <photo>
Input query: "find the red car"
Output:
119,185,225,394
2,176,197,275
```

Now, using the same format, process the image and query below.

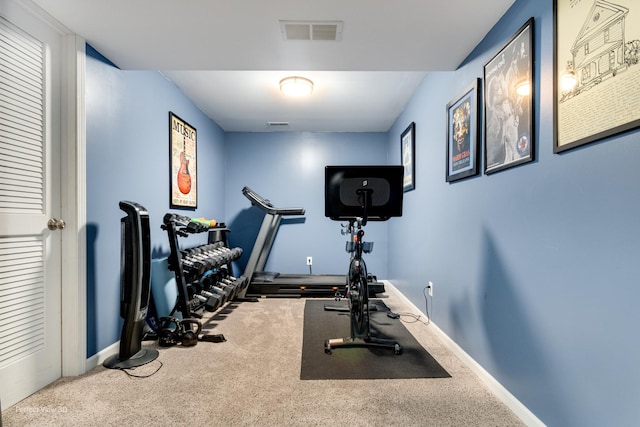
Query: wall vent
279,20,343,41
267,121,290,127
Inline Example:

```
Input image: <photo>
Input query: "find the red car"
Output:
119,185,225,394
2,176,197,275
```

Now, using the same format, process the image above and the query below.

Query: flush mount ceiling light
280,76,314,97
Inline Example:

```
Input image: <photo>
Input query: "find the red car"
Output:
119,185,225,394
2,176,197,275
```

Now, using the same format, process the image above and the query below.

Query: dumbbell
181,245,213,258
225,247,244,262
163,213,191,226
215,274,244,299
163,215,213,234
227,275,249,292
237,275,249,290
184,217,217,234
187,242,224,253
205,247,242,264
200,290,223,311
182,254,219,272
196,246,233,264
179,258,208,282
200,270,233,301
199,245,240,264
187,279,229,304
181,244,221,260
186,280,223,311
200,284,229,305
217,268,244,288
207,272,247,294
201,244,234,260
183,247,227,268
205,271,239,300
184,221,209,234
182,247,226,269
217,268,240,283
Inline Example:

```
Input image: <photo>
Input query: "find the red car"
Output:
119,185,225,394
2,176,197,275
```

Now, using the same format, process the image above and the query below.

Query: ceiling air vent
267,121,290,127
279,20,343,41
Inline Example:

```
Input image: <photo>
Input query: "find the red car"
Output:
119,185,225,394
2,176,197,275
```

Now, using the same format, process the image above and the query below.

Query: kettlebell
180,318,202,347
158,317,181,347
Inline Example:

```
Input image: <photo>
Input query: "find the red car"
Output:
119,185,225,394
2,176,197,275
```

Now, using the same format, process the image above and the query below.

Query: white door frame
60,32,87,377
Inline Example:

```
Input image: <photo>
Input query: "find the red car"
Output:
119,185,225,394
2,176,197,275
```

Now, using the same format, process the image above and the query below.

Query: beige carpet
2,285,524,427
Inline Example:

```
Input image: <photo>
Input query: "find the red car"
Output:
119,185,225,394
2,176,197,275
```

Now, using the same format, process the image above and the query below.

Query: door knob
47,218,66,230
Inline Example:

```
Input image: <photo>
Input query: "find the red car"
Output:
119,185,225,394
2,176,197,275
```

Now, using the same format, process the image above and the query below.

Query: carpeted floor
301,299,450,380
1,283,525,427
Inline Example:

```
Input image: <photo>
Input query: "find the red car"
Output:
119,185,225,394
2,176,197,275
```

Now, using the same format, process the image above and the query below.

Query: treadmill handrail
242,186,305,216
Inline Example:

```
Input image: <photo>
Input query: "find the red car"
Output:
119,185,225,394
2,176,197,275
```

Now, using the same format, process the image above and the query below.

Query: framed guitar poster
169,112,197,209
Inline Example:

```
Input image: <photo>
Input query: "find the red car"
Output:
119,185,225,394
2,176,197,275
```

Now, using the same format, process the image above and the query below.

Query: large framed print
169,112,197,209
484,18,535,175
554,0,640,153
401,122,415,192
446,79,480,182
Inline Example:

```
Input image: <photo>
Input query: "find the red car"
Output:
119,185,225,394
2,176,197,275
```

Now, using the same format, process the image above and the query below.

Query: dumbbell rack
162,214,248,319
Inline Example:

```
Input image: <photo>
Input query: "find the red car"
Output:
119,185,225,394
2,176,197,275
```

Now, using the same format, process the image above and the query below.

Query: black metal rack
161,214,248,319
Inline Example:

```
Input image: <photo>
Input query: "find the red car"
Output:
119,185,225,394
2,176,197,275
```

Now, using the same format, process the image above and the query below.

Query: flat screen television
324,165,404,222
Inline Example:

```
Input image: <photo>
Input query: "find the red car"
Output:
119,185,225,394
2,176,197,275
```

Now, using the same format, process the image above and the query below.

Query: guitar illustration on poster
170,112,197,208
177,134,192,195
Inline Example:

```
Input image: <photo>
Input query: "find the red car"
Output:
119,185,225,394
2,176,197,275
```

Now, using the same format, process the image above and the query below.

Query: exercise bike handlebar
242,186,306,216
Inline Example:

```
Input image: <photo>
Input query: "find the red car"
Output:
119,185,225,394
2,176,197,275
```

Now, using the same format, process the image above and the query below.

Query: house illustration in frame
566,0,629,96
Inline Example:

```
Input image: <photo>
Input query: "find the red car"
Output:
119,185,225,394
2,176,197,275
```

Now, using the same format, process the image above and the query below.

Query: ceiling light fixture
280,76,314,97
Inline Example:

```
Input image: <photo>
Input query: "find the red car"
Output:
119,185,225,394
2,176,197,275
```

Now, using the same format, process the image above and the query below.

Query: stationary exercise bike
322,166,404,355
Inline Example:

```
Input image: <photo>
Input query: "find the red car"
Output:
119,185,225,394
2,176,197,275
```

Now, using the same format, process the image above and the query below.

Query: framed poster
554,0,640,152
484,18,535,174
401,122,415,192
169,112,197,209
446,79,480,182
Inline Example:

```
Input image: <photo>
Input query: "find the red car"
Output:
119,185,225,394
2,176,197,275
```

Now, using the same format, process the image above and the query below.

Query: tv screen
325,165,404,221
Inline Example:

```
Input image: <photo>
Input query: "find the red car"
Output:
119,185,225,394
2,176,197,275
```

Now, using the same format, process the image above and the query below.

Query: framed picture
483,18,535,174
401,122,415,192
446,79,481,182
554,0,640,153
169,112,197,209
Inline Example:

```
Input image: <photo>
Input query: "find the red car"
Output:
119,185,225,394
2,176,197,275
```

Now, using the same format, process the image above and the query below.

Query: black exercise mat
301,299,451,380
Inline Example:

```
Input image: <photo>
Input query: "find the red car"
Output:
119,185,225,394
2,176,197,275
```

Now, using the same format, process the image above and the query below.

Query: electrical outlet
428,281,433,297
306,256,313,266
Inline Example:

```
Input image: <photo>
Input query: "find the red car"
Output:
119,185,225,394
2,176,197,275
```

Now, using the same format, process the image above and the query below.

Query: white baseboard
85,341,119,371
383,281,545,427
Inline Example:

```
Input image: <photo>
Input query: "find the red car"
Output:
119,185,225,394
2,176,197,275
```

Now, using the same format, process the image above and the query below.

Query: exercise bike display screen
324,165,404,221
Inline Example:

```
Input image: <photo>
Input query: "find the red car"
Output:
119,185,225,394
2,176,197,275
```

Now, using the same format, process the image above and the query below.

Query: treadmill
238,186,384,297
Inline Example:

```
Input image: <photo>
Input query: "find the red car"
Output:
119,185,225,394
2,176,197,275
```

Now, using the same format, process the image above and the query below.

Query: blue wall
84,0,640,424
85,46,226,356
223,131,391,277
387,1,640,426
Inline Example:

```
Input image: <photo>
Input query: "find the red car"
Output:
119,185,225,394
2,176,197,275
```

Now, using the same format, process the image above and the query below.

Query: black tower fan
103,201,159,369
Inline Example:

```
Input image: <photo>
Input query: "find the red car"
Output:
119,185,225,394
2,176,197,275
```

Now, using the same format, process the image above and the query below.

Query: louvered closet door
0,10,62,409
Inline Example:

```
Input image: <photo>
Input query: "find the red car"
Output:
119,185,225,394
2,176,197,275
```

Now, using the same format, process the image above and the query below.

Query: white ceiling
30,0,514,132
